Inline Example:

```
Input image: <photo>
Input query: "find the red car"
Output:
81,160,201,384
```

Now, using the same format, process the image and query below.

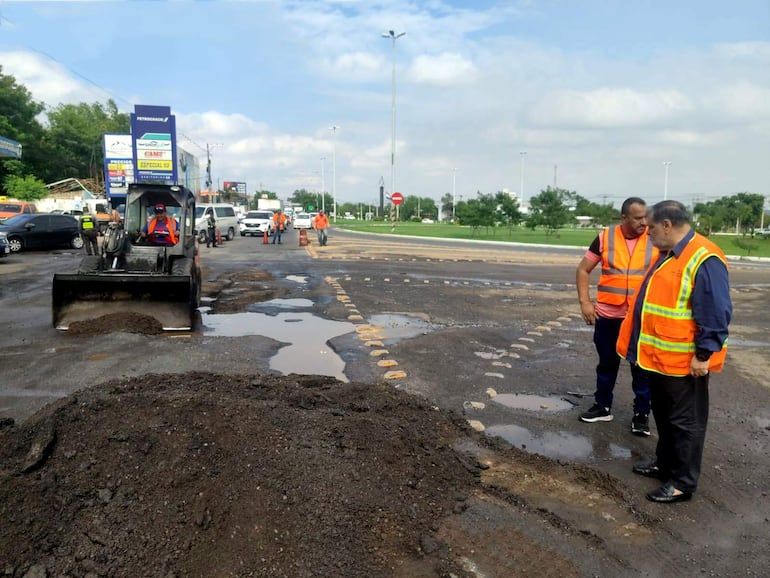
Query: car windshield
195,207,207,218
0,203,22,213
0,214,31,227
296,214,310,220
253,212,273,219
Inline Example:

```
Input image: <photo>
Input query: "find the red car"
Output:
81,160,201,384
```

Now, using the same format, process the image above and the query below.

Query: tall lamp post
382,29,406,207
329,126,339,222
320,156,326,213
452,167,457,222
519,151,527,201
663,161,672,200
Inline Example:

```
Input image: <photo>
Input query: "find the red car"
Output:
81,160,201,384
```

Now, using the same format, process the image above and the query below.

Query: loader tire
171,258,200,310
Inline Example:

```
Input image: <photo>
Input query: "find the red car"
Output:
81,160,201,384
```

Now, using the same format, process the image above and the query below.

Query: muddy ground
1,230,769,577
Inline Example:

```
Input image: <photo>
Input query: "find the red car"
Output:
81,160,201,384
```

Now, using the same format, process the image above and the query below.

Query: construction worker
206,211,218,248
79,206,99,256
314,210,329,246
576,197,658,436
139,204,178,246
272,210,287,244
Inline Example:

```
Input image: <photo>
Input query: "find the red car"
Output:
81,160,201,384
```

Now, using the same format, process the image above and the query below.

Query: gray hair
649,200,690,226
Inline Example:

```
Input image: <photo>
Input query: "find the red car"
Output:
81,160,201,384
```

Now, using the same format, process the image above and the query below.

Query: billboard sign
223,181,248,197
130,105,178,183
103,133,135,202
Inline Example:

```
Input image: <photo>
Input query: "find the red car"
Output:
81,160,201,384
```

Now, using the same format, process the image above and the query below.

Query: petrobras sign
103,134,134,201
130,105,178,184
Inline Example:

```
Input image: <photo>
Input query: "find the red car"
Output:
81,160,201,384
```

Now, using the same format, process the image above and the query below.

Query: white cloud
408,53,477,86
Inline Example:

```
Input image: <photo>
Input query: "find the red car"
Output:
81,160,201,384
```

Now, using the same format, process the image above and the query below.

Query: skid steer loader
52,183,202,331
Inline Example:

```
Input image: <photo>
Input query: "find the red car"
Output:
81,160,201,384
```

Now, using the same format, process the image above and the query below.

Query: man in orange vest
576,197,658,436
313,210,329,246
272,210,287,244
139,204,178,246
618,200,731,503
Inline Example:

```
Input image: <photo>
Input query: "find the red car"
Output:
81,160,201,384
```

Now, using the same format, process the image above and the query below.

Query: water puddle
485,423,632,461
201,310,355,382
491,393,574,412
367,313,442,341
250,298,314,310
286,275,308,284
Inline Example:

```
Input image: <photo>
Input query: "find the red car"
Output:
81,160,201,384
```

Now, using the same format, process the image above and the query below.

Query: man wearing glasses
139,204,178,246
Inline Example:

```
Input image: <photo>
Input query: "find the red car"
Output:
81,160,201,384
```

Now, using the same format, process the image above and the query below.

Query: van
195,204,238,242
0,200,37,221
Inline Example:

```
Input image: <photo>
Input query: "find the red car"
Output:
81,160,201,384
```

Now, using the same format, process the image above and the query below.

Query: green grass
338,222,770,258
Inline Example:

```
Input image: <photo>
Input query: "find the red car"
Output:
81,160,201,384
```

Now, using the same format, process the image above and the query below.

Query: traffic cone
263,230,268,244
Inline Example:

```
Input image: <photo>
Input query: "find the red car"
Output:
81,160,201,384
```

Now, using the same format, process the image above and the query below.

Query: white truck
257,198,282,213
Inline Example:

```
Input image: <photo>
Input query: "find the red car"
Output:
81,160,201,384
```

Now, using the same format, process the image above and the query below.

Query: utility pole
553,164,558,188
330,126,339,222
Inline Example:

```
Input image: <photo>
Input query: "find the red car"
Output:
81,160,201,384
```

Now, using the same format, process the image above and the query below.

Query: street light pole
663,161,672,200
329,126,339,222
320,156,326,213
382,29,406,207
452,167,457,222
520,151,527,201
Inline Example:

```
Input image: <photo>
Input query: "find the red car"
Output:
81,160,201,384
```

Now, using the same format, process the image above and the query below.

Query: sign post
390,192,403,233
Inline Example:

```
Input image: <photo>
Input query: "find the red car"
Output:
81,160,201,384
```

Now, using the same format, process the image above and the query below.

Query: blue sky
1,0,768,208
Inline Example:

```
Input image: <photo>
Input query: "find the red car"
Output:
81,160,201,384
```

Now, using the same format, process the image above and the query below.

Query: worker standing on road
140,204,178,246
314,210,329,246
272,210,287,244
79,206,99,256
206,211,218,248
576,197,658,436
618,200,731,503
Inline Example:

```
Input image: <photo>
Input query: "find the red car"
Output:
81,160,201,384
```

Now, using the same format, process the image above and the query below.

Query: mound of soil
0,373,483,577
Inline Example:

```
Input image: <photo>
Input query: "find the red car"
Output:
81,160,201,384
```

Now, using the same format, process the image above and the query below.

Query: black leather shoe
632,460,667,479
646,482,692,503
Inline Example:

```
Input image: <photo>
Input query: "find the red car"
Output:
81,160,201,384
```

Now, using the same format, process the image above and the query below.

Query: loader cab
124,184,196,248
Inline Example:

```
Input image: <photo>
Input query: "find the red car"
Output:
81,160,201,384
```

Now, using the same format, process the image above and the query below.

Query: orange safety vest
597,225,657,307
147,216,178,245
314,214,329,230
617,234,728,376
273,212,286,230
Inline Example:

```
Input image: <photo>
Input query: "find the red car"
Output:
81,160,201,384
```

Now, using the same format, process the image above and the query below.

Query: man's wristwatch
695,348,712,362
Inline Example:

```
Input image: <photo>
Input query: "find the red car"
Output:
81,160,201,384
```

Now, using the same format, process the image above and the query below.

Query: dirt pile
0,373,484,577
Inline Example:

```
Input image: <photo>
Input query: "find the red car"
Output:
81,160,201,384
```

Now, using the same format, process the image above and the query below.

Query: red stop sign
391,192,404,205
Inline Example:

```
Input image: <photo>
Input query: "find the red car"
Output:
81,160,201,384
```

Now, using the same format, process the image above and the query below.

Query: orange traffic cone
263,230,268,244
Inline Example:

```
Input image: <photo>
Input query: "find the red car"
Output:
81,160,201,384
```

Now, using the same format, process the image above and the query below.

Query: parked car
0,200,37,221
0,213,83,252
195,204,239,241
293,213,313,229
754,227,770,239
0,231,10,258
239,211,275,237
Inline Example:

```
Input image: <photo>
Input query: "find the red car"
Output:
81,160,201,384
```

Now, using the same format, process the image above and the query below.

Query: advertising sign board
103,133,135,203
0,136,22,159
130,105,178,184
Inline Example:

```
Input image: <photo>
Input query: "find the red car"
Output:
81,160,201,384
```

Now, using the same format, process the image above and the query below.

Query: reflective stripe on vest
148,217,178,244
596,225,656,307
81,215,95,230
621,235,727,376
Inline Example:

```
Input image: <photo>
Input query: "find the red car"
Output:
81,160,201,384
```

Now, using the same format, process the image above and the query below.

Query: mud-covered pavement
1,228,769,577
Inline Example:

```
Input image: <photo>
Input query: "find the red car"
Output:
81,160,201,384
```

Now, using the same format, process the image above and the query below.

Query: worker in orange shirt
272,210,287,244
313,211,329,246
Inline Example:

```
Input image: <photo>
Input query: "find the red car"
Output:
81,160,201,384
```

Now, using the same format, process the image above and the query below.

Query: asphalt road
2,225,769,576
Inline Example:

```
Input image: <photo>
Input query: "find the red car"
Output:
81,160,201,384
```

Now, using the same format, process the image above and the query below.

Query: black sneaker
631,414,651,436
579,404,613,423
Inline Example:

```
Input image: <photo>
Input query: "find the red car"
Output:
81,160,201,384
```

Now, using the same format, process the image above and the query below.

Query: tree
0,67,46,194
2,174,48,200
527,187,575,235
456,192,497,235
41,99,130,188
440,193,454,222
694,193,765,235
494,191,523,233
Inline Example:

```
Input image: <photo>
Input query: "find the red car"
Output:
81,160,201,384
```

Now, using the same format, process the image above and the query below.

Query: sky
1,0,769,209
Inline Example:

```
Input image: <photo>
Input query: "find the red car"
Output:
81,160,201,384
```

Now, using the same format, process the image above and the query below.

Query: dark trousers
650,373,709,493
593,315,651,415
81,231,98,255
272,228,282,243
206,227,217,247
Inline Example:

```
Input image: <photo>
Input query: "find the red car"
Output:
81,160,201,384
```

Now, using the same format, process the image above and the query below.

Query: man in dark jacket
79,206,99,255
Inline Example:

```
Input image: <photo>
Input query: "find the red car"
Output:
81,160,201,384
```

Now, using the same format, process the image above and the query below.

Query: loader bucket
52,273,195,331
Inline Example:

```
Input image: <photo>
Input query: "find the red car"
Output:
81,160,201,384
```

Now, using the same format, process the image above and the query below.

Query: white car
293,213,313,229
239,211,275,237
